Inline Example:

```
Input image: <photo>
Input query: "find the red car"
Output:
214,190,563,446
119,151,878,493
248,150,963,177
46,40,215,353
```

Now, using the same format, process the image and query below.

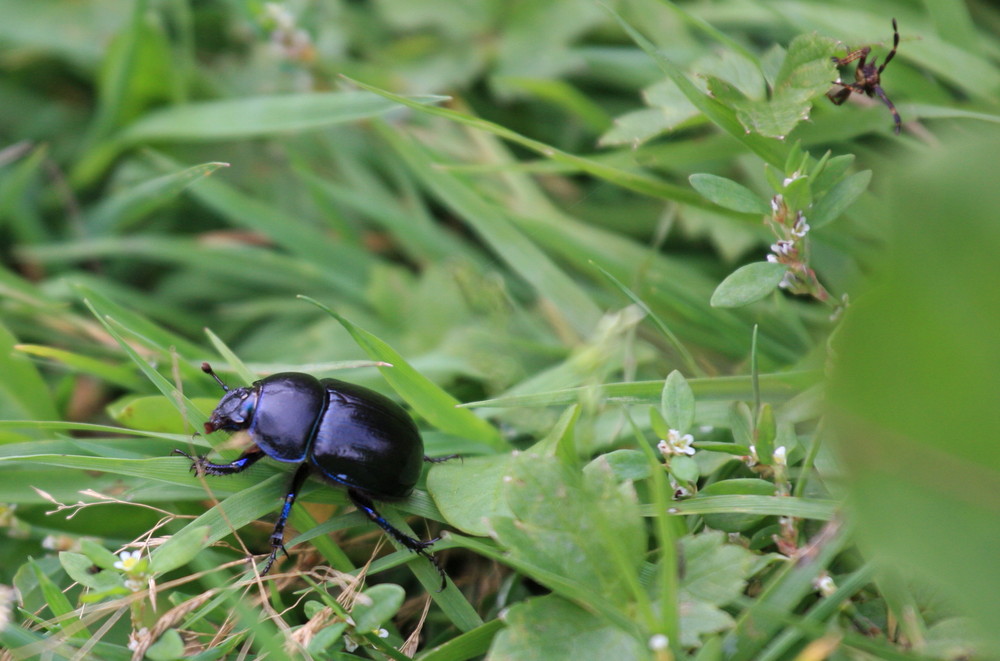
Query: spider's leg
873,85,902,134
826,83,855,105
879,18,899,74
832,46,870,68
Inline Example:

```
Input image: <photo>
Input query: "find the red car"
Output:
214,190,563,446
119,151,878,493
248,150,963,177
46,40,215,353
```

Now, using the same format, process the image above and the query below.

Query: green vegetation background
1,1,999,660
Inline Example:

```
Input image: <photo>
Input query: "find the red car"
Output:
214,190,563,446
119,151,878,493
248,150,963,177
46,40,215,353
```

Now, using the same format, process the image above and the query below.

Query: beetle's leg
423,454,461,464
347,489,448,590
261,463,312,575
173,447,265,476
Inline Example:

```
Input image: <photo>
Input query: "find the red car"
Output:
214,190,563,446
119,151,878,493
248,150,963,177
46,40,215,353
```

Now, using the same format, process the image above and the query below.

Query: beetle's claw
173,449,204,474
423,454,461,464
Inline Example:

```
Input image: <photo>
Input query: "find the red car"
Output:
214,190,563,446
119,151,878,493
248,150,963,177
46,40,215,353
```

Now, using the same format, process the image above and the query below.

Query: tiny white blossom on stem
649,634,670,651
773,446,787,466
791,212,810,237
771,240,793,256
658,429,695,457
127,627,150,652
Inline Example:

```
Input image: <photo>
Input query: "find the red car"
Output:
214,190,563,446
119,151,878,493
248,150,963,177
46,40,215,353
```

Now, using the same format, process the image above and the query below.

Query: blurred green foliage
0,0,998,659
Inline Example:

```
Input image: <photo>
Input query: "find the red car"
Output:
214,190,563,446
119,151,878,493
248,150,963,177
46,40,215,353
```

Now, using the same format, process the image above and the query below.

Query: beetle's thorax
204,386,258,434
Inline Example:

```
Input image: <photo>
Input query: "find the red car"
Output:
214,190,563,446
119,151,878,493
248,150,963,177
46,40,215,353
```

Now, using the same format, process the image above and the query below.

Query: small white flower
127,627,149,652
0,585,16,631
771,240,793,256
767,253,779,263
377,628,389,638
658,429,695,456
770,194,784,213
264,2,295,29
814,574,836,597
782,172,801,187
649,633,669,650
114,550,142,572
791,212,810,237
773,446,787,466
124,578,146,592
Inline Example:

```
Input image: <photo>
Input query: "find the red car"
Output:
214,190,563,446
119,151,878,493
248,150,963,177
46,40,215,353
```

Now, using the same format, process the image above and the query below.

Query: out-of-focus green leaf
87,162,228,234
830,126,1000,645
810,169,871,228
0,323,58,425
119,92,447,143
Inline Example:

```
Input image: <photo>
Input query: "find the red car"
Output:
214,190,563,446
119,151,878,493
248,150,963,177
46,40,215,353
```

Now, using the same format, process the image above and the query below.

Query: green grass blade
301,296,505,450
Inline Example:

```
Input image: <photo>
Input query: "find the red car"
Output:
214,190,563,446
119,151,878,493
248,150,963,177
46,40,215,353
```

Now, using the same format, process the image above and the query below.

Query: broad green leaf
661,370,696,433
680,531,759,606
427,454,514,536
351,584,405,633
145,629,185,661
678,600,735,648
669,455,699,483
589,449,651,482
488,595,644,660
59,553,124,592
490,454,645,609
689,174,769,214
710,262,787,308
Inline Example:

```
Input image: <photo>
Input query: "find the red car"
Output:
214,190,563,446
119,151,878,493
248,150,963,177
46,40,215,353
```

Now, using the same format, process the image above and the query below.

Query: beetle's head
201,362,258,434
204,386,257,434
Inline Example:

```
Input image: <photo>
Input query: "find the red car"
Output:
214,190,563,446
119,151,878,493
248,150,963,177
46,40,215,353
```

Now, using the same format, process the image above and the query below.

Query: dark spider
827,18,901,134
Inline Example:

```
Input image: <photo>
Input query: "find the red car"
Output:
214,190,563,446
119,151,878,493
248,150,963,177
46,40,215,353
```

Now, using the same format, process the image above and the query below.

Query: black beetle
175,362,449,588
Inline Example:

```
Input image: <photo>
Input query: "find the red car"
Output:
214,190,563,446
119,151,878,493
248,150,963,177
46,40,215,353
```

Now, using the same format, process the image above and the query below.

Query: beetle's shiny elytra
175,363,447,588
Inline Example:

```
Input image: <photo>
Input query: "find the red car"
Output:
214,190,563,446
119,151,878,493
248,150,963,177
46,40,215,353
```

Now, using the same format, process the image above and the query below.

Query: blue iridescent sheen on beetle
175,363,447,588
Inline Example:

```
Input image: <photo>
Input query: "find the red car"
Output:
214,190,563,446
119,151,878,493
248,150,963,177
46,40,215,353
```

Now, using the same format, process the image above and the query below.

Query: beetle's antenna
201,362,229,391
